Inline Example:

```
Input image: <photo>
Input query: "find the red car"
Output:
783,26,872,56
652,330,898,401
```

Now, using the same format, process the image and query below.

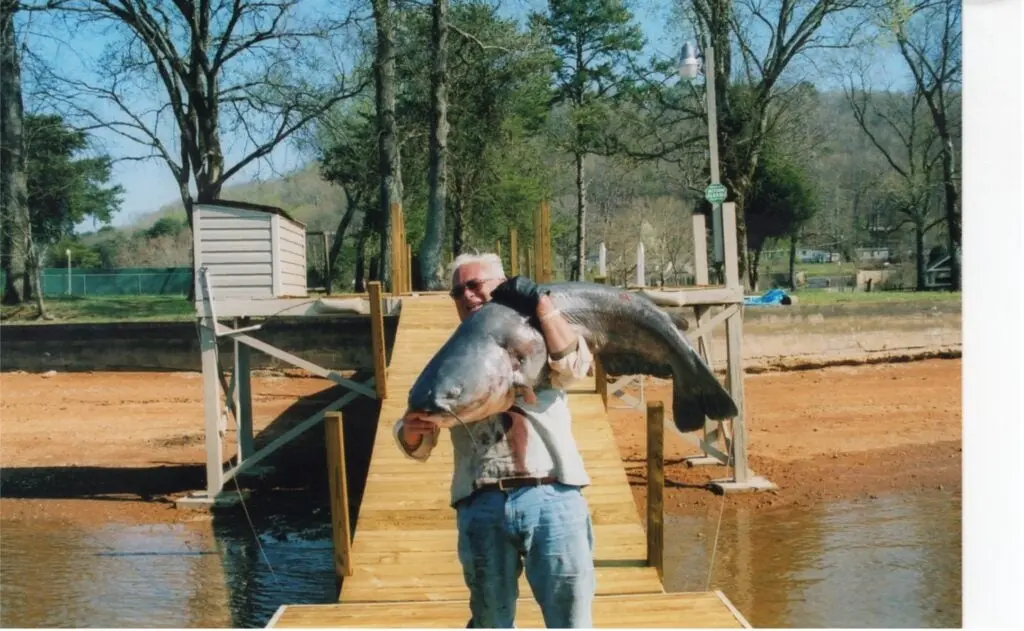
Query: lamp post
66,248,72,295
679,41,725,276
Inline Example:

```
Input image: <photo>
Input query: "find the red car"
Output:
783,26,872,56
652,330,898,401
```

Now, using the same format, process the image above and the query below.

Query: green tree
745,148,818,290
534,0,644,280
25,114,122,245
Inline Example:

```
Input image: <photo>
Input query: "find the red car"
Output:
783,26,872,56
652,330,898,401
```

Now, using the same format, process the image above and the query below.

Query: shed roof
198,199,306,228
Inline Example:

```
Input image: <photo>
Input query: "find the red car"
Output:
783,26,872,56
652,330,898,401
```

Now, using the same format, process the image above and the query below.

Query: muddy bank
607,358,962,515
0,358,961,526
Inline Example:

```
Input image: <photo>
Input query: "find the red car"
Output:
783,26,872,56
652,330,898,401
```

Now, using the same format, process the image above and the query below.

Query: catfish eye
444,386,463,400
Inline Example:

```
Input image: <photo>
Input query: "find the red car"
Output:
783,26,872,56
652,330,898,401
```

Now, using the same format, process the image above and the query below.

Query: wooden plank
270,593,746,628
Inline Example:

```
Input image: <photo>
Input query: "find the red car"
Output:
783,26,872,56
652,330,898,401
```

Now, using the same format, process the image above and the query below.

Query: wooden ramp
269,295,749,628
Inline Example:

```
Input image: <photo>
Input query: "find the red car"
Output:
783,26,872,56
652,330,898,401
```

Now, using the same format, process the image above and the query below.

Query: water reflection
2,491,960,628
663,491,962,628
0,507,338,629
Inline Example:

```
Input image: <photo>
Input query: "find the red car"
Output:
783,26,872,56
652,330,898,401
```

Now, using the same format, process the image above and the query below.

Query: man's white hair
449,252,506,287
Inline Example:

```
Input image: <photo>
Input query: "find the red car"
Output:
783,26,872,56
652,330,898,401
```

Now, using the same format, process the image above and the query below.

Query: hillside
127,163,348,233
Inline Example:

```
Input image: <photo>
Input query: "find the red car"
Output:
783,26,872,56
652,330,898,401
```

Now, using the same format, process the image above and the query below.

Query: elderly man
393,252,596,628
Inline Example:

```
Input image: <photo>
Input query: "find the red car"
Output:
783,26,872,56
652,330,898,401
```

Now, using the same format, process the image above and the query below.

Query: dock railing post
325,411,353,579
368,281,388,400
510,229,519,276
646,401,665,580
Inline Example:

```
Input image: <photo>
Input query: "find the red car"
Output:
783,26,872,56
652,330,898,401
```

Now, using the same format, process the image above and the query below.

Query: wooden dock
268,295,749,628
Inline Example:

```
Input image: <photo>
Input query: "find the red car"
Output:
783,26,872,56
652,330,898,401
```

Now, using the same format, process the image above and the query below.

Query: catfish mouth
417,378,515,427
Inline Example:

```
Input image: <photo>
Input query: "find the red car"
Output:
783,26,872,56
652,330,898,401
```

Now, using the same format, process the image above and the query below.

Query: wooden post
322,232,330,292
389,203,403,296
595,359,608,407
406,243,412,293
368,281,387,400
510,229,519,276
533,201,553,282
542,201,552,281
325,411,353,578
526,248,534,282
721,202,748,483
593,276,606,285
646,402,665,579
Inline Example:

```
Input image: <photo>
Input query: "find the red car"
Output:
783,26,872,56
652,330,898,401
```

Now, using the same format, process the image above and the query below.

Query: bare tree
41,0,368,248
2,0,59,315
846,82,945,289
1,0,31,305
419,0,449,290
884,0,960,289
371,0,402,288
683,0,871,289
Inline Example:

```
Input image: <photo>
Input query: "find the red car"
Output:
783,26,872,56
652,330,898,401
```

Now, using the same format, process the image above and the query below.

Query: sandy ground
1,355,961,524
608,358,961,514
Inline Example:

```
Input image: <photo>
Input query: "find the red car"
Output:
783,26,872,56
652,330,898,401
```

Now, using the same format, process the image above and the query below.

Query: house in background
855,247,891,263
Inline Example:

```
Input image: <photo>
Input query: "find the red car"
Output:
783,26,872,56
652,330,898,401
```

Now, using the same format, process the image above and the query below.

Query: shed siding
194,202,308,300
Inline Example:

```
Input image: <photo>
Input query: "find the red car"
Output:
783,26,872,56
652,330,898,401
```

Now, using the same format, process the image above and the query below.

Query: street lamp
679,41,725,271
66,248,71,295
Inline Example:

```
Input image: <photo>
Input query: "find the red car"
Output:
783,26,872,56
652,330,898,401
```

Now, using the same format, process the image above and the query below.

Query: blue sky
23,0,912,230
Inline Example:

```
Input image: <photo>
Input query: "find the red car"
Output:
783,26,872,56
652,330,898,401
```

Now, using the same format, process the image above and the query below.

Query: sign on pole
705,183,727,204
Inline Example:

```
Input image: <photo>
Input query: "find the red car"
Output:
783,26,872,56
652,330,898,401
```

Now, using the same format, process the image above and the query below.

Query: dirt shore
1,355,961,524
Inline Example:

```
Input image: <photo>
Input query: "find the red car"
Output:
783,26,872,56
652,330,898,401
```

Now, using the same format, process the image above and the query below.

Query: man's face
450,262,503,321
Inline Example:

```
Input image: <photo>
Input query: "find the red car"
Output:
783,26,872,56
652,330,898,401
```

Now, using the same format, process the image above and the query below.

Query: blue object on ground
744,288,789,306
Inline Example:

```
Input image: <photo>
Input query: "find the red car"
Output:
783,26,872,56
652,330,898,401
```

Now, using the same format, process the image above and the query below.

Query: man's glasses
450,278,494,300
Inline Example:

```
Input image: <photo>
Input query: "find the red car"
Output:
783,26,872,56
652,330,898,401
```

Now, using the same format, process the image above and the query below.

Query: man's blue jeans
455,482,596,628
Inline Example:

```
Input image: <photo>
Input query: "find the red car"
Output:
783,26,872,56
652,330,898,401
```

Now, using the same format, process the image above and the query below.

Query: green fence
2,267,193,297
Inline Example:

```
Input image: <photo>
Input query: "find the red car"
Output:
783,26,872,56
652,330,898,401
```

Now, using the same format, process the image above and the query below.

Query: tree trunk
27,242,48,319
451,177,465,257
354,209,373,293
1,0,29,305
421,0,449,290
788,233,798,291
914,221,926,291
372,0,400,289
327,195,360,293
939,136,960,290
573,151,587,281
749,243,762,292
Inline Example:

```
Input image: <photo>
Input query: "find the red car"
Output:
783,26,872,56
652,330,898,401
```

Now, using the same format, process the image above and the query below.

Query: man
393,252,596,628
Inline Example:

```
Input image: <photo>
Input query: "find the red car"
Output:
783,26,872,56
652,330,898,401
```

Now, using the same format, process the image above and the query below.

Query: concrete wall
0,316,399,373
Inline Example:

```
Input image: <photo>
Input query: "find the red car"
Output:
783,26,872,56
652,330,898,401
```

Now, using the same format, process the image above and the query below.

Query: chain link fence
3,268,193,297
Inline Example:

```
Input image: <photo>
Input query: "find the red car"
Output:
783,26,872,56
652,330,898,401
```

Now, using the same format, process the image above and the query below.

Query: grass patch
789,289,961,305
1,295,195,324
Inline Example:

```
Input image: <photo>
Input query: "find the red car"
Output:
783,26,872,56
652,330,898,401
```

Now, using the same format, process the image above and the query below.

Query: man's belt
474,475,558,493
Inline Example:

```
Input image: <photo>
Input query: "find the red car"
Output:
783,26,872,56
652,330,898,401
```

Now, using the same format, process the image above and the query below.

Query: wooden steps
267,294,748,628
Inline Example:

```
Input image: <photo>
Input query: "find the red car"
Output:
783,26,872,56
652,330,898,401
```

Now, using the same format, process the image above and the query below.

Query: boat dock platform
267,294,750,628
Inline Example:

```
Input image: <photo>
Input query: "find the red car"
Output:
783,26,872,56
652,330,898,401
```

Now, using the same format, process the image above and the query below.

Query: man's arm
489,276,594,387
536,294,593,386
392,414,440,461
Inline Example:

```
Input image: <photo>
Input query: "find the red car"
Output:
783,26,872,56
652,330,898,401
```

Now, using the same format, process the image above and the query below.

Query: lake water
0,490,960,628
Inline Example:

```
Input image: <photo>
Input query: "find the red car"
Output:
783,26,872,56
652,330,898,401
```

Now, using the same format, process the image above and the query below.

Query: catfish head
406,302,549,428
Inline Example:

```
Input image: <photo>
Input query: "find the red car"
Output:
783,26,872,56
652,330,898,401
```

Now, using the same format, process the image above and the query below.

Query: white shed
193,200,308,299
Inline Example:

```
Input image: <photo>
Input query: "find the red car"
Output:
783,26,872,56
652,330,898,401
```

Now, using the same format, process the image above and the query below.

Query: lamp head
678,41,701,80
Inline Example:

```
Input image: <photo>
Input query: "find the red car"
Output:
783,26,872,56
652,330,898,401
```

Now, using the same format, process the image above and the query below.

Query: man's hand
401,411,436,449
490,276,545,315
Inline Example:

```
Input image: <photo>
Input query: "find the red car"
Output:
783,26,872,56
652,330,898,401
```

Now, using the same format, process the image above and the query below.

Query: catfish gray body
407,282,738,433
